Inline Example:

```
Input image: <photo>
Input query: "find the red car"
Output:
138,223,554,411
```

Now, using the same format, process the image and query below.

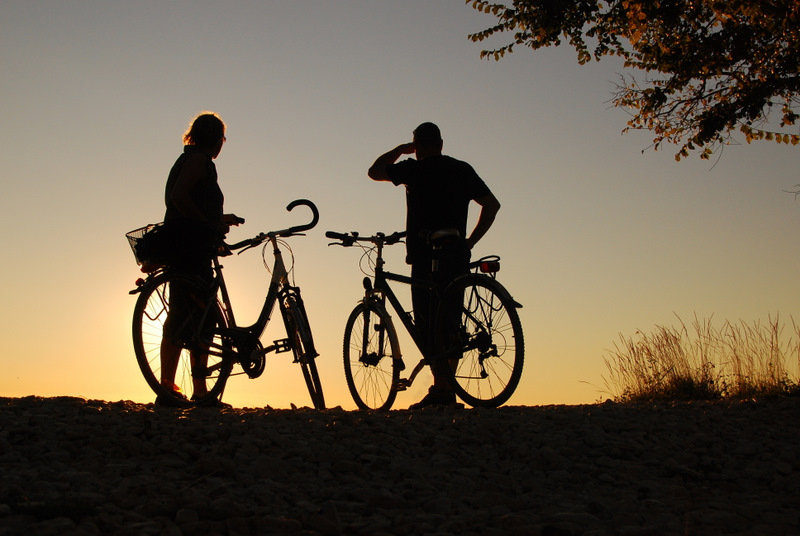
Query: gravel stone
0,396,798,535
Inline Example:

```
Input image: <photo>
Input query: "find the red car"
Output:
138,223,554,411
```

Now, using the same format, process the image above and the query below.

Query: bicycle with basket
126,199,325,409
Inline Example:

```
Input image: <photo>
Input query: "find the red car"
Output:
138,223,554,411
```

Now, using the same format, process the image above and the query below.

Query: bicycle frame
209,235,299,357
374,270,427,343
168,199,319,368
337,231,518,395
355,236,449,392
328,228,524,409
371,271,436,391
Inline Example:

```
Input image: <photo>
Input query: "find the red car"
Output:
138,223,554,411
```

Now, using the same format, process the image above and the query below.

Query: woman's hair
183,112,226,148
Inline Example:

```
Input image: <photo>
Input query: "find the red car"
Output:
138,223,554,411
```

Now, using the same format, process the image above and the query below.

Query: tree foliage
468,0,800,160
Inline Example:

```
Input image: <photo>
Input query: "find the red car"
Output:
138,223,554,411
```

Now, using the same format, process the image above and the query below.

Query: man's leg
409,259,456,407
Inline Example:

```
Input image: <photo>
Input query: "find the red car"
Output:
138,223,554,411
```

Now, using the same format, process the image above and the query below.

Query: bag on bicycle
127,219,216,268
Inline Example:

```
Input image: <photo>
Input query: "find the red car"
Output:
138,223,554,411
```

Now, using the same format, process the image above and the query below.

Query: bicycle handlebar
283,199,319,235
325,230,406,247
227,199,320,252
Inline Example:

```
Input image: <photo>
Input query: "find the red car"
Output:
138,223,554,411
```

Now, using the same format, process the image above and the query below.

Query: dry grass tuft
602,314,800,402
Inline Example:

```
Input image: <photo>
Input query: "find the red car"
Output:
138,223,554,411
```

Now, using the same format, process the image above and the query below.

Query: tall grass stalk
603,314,800,401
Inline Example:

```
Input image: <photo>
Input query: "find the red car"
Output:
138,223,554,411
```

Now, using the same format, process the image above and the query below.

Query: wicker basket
125,223,162,265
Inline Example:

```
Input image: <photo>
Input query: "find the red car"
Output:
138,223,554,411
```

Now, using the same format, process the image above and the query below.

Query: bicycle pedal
269,338,291,353
396,378,411,391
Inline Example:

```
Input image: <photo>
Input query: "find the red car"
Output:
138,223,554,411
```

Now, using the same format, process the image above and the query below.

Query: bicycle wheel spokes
133,273,232,406
439,275,524,408
343,303,400,410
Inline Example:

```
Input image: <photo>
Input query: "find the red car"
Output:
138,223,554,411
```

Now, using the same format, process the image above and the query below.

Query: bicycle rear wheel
132,272,233,407
283,292,326,409
435,274,524,408
343,301,401,410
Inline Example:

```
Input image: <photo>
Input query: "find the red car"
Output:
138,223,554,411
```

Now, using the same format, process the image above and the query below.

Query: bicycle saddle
429,228,461,246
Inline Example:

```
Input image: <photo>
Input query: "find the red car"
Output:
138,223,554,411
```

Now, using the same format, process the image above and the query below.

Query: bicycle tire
132,272,233,407
284,295,326,409
342,301,401,410
434,273,524,408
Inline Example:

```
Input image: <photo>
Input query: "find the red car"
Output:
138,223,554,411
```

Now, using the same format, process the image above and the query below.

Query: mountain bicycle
128,199,325,409
325,229,524,410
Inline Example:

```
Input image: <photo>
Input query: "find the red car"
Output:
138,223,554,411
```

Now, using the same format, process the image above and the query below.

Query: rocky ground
0,396,798,536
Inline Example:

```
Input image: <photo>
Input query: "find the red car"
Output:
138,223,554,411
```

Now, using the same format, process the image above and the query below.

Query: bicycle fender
447,273,523,309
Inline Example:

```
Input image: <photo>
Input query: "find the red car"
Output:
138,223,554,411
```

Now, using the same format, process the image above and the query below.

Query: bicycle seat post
429,228,460,275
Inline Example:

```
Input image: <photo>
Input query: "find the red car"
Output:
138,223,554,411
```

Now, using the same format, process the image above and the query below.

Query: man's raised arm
368,143,415,182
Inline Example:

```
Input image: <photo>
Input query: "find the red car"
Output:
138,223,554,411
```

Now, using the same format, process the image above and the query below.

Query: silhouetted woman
159,112,242,406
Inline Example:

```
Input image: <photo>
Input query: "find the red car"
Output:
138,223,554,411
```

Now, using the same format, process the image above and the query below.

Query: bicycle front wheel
435,274,524,408
284,293,326,409
132,272,233,407
343,301,401,410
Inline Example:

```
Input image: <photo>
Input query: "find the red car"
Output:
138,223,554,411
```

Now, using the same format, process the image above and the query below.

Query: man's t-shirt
386,155,490,264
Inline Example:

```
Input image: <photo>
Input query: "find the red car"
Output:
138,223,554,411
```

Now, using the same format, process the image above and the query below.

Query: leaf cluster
468,0,800,159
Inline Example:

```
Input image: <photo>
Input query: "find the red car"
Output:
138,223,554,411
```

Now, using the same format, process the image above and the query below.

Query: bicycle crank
241,341,266,379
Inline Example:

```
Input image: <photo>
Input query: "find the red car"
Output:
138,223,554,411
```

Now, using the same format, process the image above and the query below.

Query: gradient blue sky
3,1,799,408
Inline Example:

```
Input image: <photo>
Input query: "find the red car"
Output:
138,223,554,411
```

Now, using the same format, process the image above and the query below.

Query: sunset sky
3,1,799,409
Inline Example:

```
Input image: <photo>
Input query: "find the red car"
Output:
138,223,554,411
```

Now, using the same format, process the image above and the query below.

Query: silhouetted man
368,122,500,408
